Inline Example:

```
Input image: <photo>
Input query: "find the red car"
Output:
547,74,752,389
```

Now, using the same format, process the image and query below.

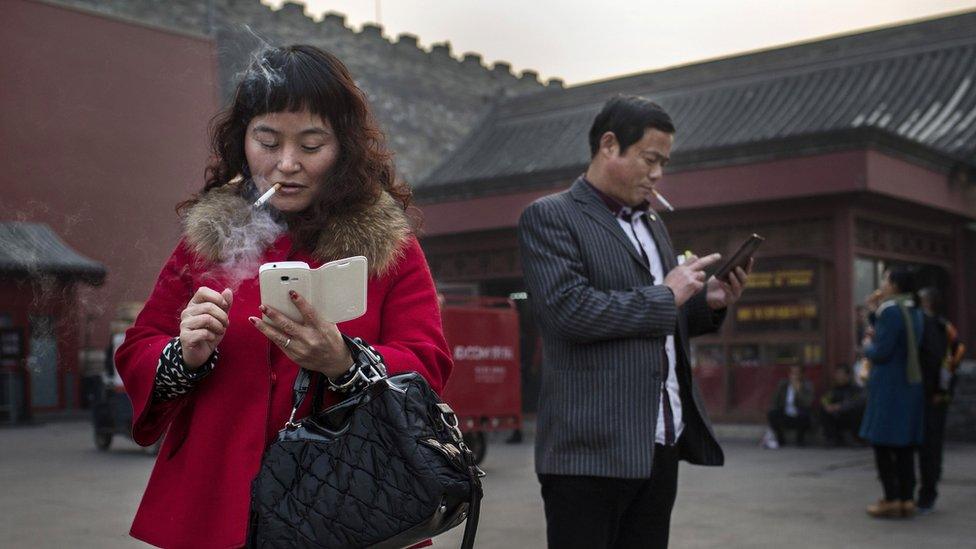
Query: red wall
0,0,219,347
418,149,975,237
418,150,872,237
865,150,974,217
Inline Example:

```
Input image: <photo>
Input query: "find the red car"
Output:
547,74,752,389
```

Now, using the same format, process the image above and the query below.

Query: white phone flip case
258,256,368,326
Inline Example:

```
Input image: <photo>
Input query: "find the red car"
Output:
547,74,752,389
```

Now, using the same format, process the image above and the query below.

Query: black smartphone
714,234,764,282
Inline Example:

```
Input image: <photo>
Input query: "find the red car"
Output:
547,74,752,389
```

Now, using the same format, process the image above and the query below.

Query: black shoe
917,496,936,512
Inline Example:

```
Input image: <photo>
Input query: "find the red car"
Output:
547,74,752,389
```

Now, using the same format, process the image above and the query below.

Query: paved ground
1,419,974,548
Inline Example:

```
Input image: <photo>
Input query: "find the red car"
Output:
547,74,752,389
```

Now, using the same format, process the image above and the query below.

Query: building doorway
28,316,59,409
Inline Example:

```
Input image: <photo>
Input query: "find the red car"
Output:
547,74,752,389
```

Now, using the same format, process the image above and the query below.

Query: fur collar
182,183,411,276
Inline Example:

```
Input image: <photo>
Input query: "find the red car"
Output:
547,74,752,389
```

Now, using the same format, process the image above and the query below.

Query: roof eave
0,266,107,286
415,127,974,203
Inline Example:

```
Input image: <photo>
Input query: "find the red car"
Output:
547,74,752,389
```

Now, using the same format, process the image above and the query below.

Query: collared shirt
583,177,684,444
785,384,798,417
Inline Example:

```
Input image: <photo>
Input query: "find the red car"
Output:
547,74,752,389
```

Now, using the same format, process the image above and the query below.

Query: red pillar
831,204,855,374
955,224,976,355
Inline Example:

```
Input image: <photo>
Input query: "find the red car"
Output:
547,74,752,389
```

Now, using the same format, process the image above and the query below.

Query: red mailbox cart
440,296,521,464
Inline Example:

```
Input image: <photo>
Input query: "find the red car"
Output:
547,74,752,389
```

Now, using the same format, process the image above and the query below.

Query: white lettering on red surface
453,345,514,361
474,365,507,384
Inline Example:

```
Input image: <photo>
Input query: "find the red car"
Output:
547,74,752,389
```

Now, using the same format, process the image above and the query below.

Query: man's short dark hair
918,286,941,304
886,266,915,294
588,95,675,157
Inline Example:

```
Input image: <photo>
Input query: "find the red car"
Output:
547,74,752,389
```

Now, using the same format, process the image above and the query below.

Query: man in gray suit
518,96,750,548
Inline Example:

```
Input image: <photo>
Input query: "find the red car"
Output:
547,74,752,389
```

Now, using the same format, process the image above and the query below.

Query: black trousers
767,409,812,446
918,403,948,507
820,409,862,444
873,445,916,501
538,444,680,549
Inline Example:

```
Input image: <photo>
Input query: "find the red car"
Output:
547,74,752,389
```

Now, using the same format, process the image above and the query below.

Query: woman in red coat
115,45,453,549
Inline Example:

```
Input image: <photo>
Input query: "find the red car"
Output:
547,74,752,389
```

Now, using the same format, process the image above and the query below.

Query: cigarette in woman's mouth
252,183,282,208
652,189,675,212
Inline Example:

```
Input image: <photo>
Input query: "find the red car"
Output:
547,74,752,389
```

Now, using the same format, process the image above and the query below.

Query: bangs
238,47,342,121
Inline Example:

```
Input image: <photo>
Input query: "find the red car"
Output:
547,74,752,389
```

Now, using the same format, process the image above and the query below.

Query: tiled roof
0,222,106,283
420,11,976,198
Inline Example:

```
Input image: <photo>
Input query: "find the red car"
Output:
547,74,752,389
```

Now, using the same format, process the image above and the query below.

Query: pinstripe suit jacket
518,177,725,478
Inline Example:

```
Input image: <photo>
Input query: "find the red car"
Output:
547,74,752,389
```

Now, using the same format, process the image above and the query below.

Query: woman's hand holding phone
180,287,233,369
249,290,353,379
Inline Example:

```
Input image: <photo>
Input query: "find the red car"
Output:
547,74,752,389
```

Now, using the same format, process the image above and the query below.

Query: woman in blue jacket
860,267,925,518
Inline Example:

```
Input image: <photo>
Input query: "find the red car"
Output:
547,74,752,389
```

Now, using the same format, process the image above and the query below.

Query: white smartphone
259,261,312,325
258,256,368,327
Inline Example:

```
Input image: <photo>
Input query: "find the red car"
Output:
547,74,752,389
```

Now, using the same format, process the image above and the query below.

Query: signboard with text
1,328,25,361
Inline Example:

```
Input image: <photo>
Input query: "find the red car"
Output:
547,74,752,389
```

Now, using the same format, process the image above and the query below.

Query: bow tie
618,204,649,221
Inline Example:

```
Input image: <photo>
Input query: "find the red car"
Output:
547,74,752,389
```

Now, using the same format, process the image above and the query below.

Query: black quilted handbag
247,336,484,548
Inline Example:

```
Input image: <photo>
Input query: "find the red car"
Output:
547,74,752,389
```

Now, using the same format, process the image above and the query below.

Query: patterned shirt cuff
326,337,385,396
152,337,218,402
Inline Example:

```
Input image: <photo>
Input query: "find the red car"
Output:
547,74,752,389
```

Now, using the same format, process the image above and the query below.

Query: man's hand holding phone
665,253,722,307
706,259,753,310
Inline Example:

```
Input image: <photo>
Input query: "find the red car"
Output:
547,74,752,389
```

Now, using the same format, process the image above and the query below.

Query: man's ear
600,131,619,158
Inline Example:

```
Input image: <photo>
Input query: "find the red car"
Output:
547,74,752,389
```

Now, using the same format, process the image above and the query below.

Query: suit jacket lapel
570,179,651,273
643,212,693,358
643,213,676,272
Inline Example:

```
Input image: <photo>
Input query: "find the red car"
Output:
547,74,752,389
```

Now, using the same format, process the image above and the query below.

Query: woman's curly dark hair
178,44,412,249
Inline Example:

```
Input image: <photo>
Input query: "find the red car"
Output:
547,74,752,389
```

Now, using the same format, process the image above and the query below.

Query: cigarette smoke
236,27,284,112
198,176,286,292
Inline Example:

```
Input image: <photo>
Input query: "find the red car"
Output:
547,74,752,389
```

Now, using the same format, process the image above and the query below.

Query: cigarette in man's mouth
252,183,282,208
652,189,675,212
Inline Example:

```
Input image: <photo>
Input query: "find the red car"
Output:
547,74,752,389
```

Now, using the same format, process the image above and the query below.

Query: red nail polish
259,304,267,313
289,290,297,300
249,317,258,325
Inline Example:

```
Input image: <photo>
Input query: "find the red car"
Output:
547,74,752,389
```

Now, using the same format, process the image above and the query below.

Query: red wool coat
116,188,452,549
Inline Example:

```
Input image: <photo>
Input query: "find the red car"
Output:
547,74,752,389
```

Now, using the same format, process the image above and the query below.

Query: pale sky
265,0,976,85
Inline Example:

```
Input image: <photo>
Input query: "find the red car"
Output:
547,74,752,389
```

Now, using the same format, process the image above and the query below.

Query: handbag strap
459,461,483,549
439,404,485,549
287,335,388,427
286,367,313,428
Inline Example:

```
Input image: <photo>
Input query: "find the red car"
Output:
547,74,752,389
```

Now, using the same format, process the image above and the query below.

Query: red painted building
414,13,976,422
0,223,105,414
0,0,218,413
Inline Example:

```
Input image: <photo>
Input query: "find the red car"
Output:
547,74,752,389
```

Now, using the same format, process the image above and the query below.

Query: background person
819,365,865,447
766,364,814,447
916,286,965,513
859,267,925,519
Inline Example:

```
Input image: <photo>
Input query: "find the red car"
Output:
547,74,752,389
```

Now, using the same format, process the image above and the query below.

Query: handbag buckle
358,362,386,384
440,411,463,442
347,336,387,383
284,406,301,430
